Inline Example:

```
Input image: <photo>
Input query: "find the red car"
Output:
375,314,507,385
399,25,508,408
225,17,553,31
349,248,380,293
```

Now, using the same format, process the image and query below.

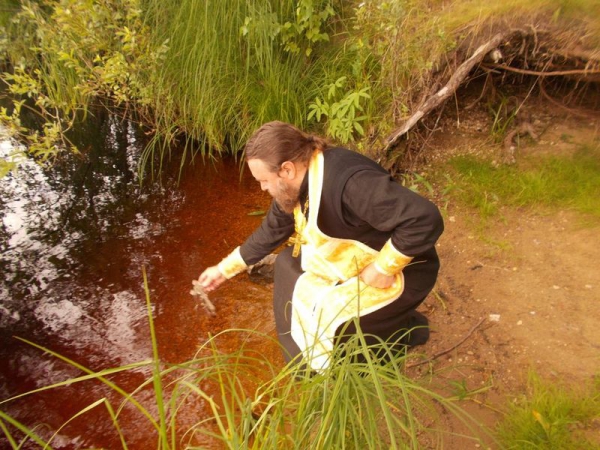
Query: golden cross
288,232,306,257
289,197,309,257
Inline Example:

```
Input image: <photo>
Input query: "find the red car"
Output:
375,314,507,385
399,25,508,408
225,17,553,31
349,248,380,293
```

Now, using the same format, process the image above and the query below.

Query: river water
0,113,282,448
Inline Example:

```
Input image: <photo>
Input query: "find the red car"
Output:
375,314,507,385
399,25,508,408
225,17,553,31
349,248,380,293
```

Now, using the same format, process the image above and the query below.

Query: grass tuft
0,316,494,448
444,143,600,221
496,371,600,449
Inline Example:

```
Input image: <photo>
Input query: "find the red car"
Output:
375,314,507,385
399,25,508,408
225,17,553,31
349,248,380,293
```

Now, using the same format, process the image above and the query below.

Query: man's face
247,158,300,214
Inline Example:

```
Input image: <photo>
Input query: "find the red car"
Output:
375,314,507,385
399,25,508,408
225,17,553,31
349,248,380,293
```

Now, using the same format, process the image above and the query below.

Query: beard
272,178,300,214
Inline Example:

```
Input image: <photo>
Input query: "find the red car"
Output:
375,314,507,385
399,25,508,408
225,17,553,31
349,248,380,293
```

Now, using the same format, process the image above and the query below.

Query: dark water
0,114,281,448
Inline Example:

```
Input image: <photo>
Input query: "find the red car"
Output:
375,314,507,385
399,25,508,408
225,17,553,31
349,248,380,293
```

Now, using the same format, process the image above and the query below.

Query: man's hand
197,266,226,292
359,263,396,289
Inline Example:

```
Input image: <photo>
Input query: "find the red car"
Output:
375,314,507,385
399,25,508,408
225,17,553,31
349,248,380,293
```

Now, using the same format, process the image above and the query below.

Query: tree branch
483,63,600,77
406,317,486,368
378,31,522,160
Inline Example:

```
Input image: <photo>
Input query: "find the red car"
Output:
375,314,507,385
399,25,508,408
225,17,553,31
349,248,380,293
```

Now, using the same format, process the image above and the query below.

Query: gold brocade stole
289,151,405,371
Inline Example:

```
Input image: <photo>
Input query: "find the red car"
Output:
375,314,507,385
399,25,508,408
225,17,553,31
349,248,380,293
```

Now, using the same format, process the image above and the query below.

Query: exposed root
502,121,539,164
539,78,599,118
378,31,523,161
464,72,495,110
482,63,600,79
378,23,600,170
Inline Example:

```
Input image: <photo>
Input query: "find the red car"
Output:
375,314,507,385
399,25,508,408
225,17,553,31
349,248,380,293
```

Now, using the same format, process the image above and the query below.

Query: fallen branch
378,31,522,160
407,317,486,368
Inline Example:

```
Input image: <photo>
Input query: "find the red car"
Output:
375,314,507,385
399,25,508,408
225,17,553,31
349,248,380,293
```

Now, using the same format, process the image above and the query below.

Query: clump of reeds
0,270,492,449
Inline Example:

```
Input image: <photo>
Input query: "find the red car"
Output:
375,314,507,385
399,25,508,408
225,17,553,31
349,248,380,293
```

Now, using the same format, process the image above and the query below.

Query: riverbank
404,93,600,447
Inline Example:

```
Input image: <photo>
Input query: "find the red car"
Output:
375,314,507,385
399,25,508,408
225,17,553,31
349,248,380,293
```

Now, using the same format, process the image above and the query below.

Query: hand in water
190,280,217,316
197,266,226,292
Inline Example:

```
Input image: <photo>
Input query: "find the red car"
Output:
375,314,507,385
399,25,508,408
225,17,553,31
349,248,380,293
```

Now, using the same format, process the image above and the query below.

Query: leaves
0,0,170,176
307,76,371,144
241,0,335,56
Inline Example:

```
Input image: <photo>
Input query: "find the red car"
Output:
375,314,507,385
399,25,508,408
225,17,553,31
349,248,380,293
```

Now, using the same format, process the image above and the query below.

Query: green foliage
496,371,600,449
12,0,168,108
444,143,600,221
0,0,19,34
1,0,168,173
241,0,335,57
280,0,335,56
128,0,338,168
349,1,456,122
402,171,434,196
489,96,519,143
308,76,371,143
0,333,491,448
3,0,600,175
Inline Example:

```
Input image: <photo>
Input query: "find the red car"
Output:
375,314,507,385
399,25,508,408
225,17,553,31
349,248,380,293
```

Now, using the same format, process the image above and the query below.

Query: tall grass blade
0,410,52,449
104,400,130,450
142,266,169,449
0,416,20,449
44,398,110,450
8,337,158,431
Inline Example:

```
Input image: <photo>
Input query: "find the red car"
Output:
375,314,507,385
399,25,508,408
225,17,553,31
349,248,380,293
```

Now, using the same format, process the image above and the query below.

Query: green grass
0,332,493,449
443,143,600,221
3,0,600,173
0,0,20,29
0,272,493,449
496,371,600,449
0,338,492,449
114,0,335,169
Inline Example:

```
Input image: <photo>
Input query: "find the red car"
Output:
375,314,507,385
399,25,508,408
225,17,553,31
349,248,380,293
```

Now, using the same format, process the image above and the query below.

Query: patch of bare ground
406,92,600,445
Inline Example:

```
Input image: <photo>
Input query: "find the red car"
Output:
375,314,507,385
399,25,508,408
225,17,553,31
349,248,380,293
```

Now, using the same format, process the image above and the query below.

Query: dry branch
483,63,600,78
407,317,486,368
378,30,523,160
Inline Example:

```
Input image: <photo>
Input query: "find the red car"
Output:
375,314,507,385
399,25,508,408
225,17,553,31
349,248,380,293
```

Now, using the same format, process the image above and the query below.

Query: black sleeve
239,200,295,265
341,169,444,257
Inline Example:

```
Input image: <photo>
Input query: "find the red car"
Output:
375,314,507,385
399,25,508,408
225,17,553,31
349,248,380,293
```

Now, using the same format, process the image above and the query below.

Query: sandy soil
403,101,600,442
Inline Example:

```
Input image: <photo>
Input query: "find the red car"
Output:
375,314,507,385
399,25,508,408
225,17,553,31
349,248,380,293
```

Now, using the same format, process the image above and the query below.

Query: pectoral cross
288,232,306,257
289,197,309,257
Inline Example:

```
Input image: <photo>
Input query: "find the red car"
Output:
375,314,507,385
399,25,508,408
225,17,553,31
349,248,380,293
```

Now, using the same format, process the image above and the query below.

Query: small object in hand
190,280,217,316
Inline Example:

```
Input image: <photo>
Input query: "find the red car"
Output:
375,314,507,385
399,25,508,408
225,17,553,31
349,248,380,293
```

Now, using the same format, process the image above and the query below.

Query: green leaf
354,121,365,136
335,76,347,87
327,83,337,99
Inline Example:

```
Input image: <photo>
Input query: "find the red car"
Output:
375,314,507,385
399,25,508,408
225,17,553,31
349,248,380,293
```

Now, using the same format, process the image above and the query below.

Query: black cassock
240,148,444,362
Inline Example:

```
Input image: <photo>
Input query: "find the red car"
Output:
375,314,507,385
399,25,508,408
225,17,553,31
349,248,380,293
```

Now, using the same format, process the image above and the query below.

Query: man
198,121,443,370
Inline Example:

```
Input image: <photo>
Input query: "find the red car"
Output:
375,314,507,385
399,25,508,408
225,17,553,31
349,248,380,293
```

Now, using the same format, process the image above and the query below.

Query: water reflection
1,113,169,301
0,112,173,355
0,112,278,448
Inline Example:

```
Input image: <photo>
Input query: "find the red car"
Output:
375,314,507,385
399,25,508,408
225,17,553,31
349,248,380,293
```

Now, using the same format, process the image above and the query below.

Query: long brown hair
244,121,328,172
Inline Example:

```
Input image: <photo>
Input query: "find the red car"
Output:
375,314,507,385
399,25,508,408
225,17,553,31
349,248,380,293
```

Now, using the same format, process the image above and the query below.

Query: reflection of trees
0,110,174,314
51,109,137,242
